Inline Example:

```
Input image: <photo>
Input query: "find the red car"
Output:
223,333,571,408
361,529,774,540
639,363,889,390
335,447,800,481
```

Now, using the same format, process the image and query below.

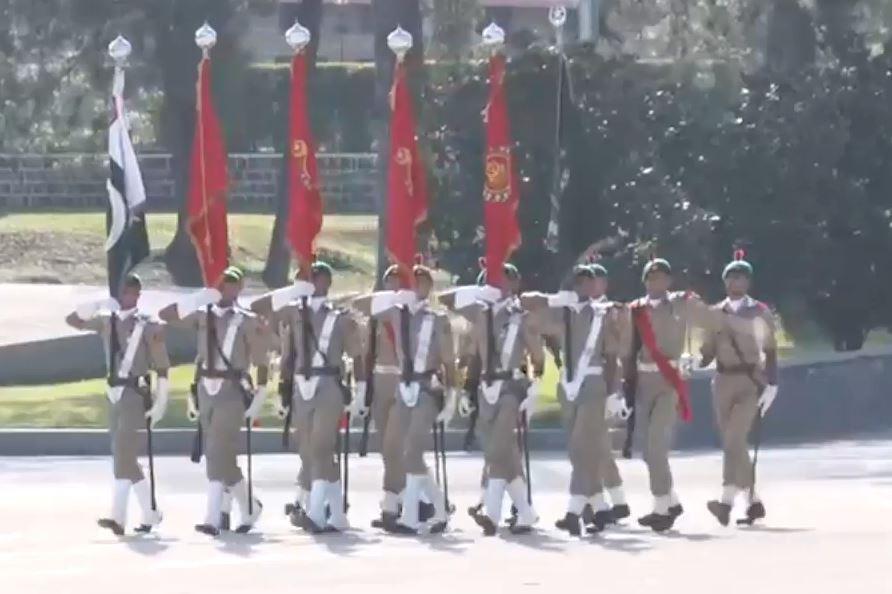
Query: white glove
758,385,778,417
275,400,290,420
75,297,117,320
244,385,268,421
176,287,221,318
393,289,418,307
547,290,578,308
145,377,169,427
458,393,475,417
350,382,370,418
680,353,696,378
271,281,315,312
478,285,502,304
437,388,458,425
186,395,200,422
370,291,398,315
518,380,540,421
605,392,632,420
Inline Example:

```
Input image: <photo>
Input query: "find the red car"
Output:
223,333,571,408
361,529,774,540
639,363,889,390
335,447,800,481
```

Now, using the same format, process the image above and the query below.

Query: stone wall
0,152,377,213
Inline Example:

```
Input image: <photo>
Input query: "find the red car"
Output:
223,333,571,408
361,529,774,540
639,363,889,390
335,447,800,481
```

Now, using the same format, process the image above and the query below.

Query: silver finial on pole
481,22,505,53
549,7,568,47
108,35,132,67
387,26,413,62
195,22,217,57
285,19,311,54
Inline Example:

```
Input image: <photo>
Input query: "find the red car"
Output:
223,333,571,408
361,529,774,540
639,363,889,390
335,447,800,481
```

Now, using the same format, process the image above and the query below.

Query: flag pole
545,7,568,255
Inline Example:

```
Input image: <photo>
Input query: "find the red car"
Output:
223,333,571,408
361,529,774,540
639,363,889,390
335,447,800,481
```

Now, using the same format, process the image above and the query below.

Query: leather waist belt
484,368,525,382
638,361,678,373
107,376,146,388
199,369,245,380
297,366,340,378
374,365,402,375
717,363,756,375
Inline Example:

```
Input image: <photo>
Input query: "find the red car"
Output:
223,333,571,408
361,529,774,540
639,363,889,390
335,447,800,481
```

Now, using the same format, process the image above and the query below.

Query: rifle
462,353,481,451
359,318,378,457
189,365,203,464
137,376,157,511
622,306,643,459
279,324,297,450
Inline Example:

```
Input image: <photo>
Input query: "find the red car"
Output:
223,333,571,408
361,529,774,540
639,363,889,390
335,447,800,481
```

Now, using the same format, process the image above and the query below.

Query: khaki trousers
293,380,345,484
199,381,246,487
559,378,608,498
372,373,404,495
636,372,678,497
601,434,622,490
110,388,146,482
395,388,440,475
478,381,525,482
712,373,760,489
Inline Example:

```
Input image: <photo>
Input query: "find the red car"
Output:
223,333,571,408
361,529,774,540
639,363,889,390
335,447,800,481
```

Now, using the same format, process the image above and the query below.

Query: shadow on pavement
308,530,383,555
498,528,568,552
123,535,177,556
216,532,283,557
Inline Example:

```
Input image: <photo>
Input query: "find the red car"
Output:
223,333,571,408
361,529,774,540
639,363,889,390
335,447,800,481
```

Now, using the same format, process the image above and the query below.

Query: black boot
384,520,419,535
669,504,684,519
235,500,263,534
467,503,483,520
707,500,732,527
472,511,497,536
737,501,766,526
555,512,582,536
220,512,231,532
194,523,220,537
611,504,631,522
429,520,448,534
586,510,613,534
98,518,125,536
638,512,674,533
419,501,436,522
372,511,399,529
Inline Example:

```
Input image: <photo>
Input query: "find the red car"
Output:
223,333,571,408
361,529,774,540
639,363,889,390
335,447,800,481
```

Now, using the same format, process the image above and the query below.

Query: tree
371,0,425,285
262,0,323,288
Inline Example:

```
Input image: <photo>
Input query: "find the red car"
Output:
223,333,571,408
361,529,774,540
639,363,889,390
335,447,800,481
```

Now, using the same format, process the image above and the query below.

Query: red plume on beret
649,252,656,262
734,249,745,261
414,253,424,266
587,252,600,264
478,256,487,270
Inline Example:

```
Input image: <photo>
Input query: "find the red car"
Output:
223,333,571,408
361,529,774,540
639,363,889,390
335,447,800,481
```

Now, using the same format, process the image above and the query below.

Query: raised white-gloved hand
275,399,290,420
437,388,458,425
350,382,370,418
605,392,632,420
186,395,200,422
393,290,418,307
75,297,118,320
176,287,221,318
547,290,578,308
145,377,169,428
519,380,540,422
478,285,503,304
758,385,778,417
244,385,268,421
458,392,475,417
680,353,696,378
271,280,315,312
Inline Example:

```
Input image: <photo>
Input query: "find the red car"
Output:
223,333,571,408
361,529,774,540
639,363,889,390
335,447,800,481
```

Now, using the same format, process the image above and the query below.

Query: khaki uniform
538,300,624,514
182,306,269,486
701,297,777,491
460,299,543,482
626,292,708,501
83,311,170,482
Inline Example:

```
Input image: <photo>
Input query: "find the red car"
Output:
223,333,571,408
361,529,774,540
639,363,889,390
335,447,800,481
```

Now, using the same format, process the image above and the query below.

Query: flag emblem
484,148,511,203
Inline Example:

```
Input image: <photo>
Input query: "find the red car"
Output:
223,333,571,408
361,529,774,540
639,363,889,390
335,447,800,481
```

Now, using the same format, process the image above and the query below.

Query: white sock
203,481,225,527
132,479,160,525
653,495,671,515
381,491,400,515
589,492,610,512
307,480,328,528
721,486,738,506
747,490,761,505
111,479,131,525
484,479,507,523
326,482,348,529
398,475,423,528
669,490,680,507
567,495,586,515
607,486,627,506
506,478,537,525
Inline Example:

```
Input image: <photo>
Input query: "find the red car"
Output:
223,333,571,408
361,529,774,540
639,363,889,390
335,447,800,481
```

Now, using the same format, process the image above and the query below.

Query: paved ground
2,441,890,594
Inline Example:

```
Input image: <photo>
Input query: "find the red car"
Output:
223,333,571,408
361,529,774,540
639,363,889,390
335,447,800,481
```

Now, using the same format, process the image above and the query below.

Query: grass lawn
0,211,378,293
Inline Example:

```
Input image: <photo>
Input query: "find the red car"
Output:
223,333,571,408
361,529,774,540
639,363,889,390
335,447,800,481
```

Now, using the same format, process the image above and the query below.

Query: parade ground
2,440,889,594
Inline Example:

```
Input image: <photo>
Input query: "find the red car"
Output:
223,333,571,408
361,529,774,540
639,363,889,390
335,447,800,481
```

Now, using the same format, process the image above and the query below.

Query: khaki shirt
277,300,364,377
537,300,626,372
83,310,170,376
459,299,544,376
626,291,709,363
377,304,455,381
702,297,777,370
181,306,269,371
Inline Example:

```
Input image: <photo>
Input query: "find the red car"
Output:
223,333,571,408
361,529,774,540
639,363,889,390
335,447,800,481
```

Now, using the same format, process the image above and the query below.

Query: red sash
633,304,692,422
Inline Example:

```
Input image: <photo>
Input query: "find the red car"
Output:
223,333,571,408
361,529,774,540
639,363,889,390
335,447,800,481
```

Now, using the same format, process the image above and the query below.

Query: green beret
123,273,142,289
221,266,244,282
589,263,608,278
476,263,520,286
412,264,433,280
642,258,672,281
311,261,333,277
723,250,753,279
383,264,400,281
573,264,597,279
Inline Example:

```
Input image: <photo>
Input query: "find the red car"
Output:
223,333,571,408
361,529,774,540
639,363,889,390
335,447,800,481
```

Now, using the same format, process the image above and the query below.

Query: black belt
198,368,246,381
717,363,756,375
401,370,436,383
107,376,149,388
298,366,340,378
484,369,522,382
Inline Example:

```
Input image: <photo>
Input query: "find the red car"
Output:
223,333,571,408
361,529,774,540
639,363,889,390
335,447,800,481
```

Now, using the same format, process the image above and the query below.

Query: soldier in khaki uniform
522,265,625,535
67,274,170,536
441,263,543,535
253,261,365,534
159,267,269,536
350,265,422,529
624,258,708,532
373,263,458,534
701,252,778,526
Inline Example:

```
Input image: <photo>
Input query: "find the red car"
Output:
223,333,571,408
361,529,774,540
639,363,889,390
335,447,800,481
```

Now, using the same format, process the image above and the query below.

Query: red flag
633,305,693,422
286,52,323,278
187,56,230,287
482,53,521,289
386,60,428,288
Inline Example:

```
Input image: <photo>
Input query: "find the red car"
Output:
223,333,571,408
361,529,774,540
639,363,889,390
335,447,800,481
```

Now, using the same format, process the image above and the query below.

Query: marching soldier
522,265,626,535
701,251,778,526
624,257,707,532
373,262,458,534
252,261,365,534
66,274,170,536
159,266,269,536
441,263,543,535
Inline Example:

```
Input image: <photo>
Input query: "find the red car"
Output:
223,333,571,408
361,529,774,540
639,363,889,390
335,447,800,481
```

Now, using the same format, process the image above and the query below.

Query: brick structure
0,152,377,213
